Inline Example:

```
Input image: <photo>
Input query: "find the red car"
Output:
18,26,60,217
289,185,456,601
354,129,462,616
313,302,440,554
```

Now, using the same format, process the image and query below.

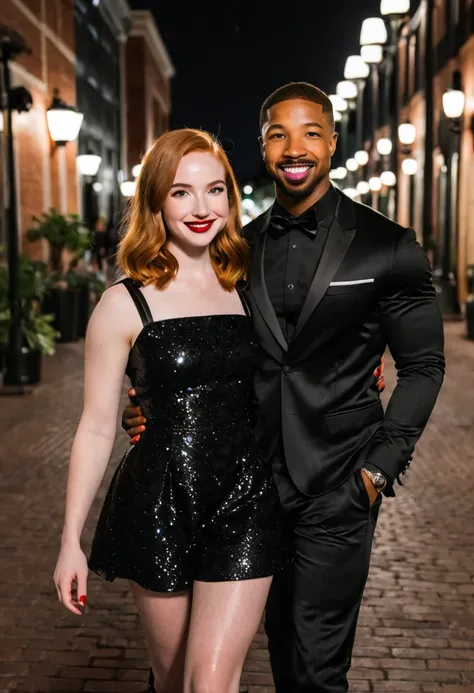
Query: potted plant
62,267,105,338
0,250,59,386
466,265,474,340
27,209,92,342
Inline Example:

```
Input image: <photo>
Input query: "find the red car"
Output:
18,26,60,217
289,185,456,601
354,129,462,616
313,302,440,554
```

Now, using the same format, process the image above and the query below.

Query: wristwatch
362,467,387,492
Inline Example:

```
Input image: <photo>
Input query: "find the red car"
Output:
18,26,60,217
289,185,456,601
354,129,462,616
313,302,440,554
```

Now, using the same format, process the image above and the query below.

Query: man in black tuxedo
123,83,445,692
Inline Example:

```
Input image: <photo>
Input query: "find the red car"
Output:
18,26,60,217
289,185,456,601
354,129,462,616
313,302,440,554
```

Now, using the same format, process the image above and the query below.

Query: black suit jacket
244,188,445,497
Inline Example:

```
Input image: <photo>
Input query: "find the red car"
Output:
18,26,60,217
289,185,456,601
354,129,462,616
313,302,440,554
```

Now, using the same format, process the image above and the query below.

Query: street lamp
399,122,417,223
329,167,348,181
335,81,358,164
380,170,396,186
344,55,369,80
346,158,359,172
76,153,102,176
360,18,388,191
120,180,136,198
377,137,393,156
360,18,388,46
357,181,371,195
343,188,360,199
354,150,369,166
379,2,410,220
380,0,410,17
335,82,356,165
46,88,83,146
337,166,347,180
436,78,465,316
132,164,142,178
361,44,383,65
442,89,465,120
344,56,369,162
398,122,416,148
0,26,33,390
369,176,382,192
336,80,358,100
328,94,348,114
402,157,418,175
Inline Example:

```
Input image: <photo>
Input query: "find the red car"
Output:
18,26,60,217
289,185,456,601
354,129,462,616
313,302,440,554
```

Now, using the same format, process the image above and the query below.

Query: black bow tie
270,210,317,237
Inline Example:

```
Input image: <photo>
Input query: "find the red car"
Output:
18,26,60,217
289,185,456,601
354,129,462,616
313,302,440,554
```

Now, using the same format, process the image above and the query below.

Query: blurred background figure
90,215,108,279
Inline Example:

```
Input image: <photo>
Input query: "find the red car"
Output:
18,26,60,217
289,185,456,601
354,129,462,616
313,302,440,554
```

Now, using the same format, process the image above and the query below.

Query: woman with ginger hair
53,129,283,693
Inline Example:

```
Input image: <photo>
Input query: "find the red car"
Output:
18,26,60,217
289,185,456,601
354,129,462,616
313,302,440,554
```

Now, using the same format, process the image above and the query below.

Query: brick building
330,0,474,314
397,0,474,308
0,0,78,260
0,0,174,256
124,10,174,182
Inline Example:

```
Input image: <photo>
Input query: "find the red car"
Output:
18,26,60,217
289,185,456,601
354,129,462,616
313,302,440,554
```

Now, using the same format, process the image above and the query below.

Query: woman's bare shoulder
88,281,140,336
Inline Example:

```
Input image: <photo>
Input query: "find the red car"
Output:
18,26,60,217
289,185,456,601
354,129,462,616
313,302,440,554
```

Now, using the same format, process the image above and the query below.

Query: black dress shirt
263,184,390,483
264,185,338,340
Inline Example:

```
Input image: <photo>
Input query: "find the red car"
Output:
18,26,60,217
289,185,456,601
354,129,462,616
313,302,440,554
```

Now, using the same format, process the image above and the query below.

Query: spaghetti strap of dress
116,278,153,327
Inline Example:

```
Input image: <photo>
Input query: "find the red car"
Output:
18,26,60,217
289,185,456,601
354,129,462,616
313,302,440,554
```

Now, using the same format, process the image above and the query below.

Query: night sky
130,0,381,184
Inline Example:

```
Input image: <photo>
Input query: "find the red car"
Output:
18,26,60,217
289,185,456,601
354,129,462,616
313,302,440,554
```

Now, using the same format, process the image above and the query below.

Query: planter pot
78,284,91,338
466,300,474,340
44,287,81,343
3,345,42,386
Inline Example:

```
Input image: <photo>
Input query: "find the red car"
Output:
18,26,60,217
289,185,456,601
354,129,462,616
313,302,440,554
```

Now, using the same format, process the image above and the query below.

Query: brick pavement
0,323,474,693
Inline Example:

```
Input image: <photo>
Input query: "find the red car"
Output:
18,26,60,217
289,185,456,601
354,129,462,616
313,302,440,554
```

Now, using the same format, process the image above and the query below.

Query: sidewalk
0,323,474,693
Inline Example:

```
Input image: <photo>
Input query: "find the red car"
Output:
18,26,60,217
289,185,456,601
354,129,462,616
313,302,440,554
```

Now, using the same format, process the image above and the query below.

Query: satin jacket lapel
249,208,288,353
293,192,357,340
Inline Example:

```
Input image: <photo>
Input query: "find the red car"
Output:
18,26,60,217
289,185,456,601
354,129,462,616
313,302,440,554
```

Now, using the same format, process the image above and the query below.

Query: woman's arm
54,285,136,613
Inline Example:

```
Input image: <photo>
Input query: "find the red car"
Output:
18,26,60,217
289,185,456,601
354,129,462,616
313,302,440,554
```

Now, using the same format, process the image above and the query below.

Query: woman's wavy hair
118,128,248,290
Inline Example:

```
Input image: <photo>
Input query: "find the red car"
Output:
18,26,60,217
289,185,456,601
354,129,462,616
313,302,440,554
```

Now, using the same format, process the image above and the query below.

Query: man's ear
258,135,265,159
330,131,338,158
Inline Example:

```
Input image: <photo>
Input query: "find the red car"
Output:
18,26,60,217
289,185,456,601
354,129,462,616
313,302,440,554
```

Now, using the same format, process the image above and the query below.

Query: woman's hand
53,541,89,616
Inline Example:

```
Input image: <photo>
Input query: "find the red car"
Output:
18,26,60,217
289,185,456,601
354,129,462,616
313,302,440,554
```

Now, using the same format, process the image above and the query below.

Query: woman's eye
171,190,188,198
209,186,225,194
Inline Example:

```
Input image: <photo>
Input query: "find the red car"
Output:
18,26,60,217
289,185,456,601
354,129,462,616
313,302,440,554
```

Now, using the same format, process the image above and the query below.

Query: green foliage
0,247,59,354
27,208,92,271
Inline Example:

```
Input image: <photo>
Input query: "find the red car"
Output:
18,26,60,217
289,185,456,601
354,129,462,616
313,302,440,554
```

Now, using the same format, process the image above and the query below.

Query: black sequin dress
88,279,283,592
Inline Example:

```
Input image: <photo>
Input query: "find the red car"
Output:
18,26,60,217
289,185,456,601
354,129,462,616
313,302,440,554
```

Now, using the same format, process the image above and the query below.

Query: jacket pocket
325,283,375,296
324,400,384,438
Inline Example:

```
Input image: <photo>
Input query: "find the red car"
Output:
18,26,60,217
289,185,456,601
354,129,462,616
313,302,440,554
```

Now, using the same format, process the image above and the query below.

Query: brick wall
457,36,474,303
0,0,78,257
125,37,147,175
124,12,172,177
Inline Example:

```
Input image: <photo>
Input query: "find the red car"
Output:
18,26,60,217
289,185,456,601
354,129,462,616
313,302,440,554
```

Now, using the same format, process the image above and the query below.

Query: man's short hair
259,82,335,131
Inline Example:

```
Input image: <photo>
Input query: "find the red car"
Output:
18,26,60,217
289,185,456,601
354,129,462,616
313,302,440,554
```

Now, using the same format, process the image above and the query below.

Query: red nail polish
79,595,86,606
131,436,139,445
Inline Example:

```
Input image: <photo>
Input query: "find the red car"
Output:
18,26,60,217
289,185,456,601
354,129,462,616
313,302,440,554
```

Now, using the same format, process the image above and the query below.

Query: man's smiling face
260,98,337,200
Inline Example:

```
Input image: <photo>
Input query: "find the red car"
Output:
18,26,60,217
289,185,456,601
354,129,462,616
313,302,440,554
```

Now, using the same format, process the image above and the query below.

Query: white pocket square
329,278,375,286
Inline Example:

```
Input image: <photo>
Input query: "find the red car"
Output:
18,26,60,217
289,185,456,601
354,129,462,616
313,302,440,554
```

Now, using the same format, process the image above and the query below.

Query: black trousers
266,458,381,693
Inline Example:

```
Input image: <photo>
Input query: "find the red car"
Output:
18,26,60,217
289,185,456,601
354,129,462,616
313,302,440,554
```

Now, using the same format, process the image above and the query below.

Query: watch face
374,473,386,489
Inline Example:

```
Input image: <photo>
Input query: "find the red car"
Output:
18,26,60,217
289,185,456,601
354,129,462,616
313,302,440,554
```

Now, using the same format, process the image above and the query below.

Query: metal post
356,79,366,153
390,18,400,221
0,27,32,392
371,65,380,160
340,111,349,165
438,125,461,317
422,0,434,246
1,50,23,389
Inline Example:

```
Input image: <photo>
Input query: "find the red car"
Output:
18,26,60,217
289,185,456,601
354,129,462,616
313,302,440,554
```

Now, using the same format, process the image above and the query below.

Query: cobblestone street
0,323,474,693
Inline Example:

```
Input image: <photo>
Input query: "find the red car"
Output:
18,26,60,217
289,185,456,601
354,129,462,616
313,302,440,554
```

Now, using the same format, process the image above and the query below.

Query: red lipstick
184,219,216,234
